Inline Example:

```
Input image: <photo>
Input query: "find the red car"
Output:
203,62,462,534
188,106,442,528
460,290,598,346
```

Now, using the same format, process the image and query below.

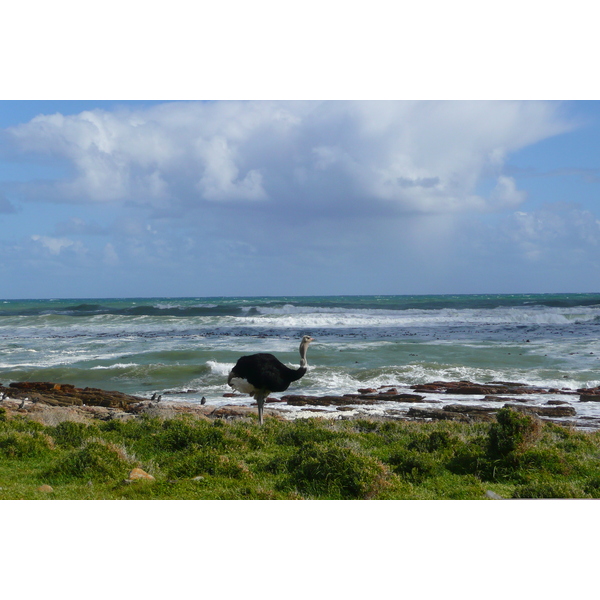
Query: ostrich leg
256,393,267,425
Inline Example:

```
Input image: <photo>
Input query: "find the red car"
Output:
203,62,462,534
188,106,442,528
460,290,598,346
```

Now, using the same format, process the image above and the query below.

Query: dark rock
283,395,375,406
443,404,498,414
411,383,449,393
406,407,471,422
580,394,600,402
4,381,146,410
483,396,530,403
282,393,426,407
344,393,428,402
504,403,577,417
578,386,600,395
411,380,553,396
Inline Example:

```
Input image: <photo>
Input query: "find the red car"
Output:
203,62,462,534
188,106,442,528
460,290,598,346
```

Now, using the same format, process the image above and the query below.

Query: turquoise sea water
2,294,600,418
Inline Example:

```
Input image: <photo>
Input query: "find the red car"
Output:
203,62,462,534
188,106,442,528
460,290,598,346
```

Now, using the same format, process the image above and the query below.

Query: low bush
154,417,230,452
284,441,389,499
43,440,134,483
488,408,542,458
512,481,587,499
583,476,600,498
274,418,343,447
388,449,441,482
164,449,251,480
52,421,99,448
0,431,55,458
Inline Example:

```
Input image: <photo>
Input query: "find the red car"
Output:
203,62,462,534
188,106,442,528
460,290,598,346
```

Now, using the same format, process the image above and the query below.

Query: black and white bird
227,335,314,425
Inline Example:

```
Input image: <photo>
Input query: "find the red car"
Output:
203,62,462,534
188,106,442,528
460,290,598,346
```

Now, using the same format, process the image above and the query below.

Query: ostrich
228,335,314,425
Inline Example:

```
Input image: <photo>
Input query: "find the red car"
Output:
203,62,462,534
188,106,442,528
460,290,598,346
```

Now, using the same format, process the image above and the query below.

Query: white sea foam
206,360,235,376
90,363,139,370
225,305,600,330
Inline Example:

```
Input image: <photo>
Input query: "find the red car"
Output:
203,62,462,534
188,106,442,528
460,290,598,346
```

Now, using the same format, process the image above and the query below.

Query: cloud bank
6,101,572,214
1,100,591,297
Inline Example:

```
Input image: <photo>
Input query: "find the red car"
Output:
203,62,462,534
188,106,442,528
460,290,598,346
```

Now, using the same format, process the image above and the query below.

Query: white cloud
498,205,600,264
489,176,527,210
5,101,574,215
31,234,84,256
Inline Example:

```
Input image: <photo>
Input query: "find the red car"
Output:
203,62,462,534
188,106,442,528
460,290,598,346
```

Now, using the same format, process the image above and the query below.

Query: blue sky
1,1,599,300
1,99,599,298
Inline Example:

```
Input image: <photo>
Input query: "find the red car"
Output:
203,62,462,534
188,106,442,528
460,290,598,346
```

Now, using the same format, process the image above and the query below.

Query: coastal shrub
517,447,574,477
446,436,490,478
227,423,267,450
512,481,587,499
3,416,46,433
44,440,134,482
0,407,6,422
488,408,542,458
52,421,99,448
0,431,55,458
407,430,455,454
99,415,162,439
582,476,600,498
156,418,230,452
164,449,251,480
419,472,488,500
274,419,342,448
388,449,441,483
352,419,380,433
284,442,389,499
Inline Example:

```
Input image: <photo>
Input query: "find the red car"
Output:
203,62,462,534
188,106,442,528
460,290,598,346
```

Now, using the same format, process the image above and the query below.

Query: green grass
1,409,600,499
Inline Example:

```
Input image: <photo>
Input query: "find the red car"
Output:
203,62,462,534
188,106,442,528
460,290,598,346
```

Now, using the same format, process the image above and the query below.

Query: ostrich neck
299,344,309,369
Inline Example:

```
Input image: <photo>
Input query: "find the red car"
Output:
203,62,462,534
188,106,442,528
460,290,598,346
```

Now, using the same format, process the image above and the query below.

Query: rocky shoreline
2,379,600,430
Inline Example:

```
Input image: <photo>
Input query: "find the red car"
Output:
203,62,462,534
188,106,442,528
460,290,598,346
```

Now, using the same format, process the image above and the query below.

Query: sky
1,2,599,300
1,99,599,298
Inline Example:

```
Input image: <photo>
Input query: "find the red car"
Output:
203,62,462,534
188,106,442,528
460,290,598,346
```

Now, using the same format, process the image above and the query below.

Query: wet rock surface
2,379,600,430
2,382,146,409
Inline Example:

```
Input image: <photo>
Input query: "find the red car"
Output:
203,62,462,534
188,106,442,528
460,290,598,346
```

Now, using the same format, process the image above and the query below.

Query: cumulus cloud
495,204,600,265
4,101,574,216
31,234,85,256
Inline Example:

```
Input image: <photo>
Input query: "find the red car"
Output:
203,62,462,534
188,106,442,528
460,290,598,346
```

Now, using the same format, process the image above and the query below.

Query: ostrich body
228,335,314,424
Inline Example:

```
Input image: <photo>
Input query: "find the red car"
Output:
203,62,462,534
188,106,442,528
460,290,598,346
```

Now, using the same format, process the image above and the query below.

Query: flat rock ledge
411,380,573,396
0,381,271,424
281,392,427,407
1,380,598,429
1,382,146,410
406,402,578,424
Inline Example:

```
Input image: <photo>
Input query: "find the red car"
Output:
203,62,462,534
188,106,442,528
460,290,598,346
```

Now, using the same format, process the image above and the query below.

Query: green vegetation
1,408,600,499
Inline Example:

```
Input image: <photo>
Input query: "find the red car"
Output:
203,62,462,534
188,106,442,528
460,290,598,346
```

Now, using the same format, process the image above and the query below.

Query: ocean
2,294,600,421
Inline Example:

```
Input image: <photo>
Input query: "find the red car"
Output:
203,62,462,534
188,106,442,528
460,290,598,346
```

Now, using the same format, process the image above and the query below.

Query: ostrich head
299,335,314,367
